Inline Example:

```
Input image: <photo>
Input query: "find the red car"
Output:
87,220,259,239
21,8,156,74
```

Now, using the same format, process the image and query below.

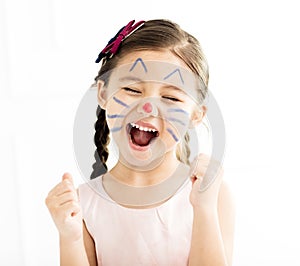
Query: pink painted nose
142,102,153,113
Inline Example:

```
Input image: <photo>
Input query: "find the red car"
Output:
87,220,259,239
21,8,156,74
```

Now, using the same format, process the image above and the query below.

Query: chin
117,138,167,171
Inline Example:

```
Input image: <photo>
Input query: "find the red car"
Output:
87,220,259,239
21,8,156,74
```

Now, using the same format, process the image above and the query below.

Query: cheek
106,100,123,114
106,90,130,113
159,103,193,144
105,95,139,129
160,127,178,148
105,99,127,129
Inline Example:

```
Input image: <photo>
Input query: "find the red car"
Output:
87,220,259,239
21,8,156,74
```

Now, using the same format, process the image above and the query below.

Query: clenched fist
45,173,83,241
189,154,224,210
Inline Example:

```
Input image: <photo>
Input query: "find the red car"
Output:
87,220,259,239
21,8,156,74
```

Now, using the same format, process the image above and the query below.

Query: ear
189,105,207,128
97,80,107,109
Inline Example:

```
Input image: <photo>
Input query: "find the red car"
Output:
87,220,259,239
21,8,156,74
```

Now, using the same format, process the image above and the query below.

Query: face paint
100,59,203,171
142,102,153,113
166,128,179,142
105,58,204,103
73,58,225,207
106,96,190,148
112,96,129,108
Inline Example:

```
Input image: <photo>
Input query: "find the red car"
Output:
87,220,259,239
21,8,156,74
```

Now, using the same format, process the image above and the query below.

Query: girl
46,19,235,266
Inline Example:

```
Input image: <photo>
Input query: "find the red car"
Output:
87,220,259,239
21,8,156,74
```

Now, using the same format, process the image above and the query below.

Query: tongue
130,127,155,146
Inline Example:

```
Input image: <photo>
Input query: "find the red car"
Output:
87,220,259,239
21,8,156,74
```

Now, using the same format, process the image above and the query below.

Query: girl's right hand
45,173,83,242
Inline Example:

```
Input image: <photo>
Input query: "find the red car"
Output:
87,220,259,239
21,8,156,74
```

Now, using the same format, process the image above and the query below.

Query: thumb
62,172,74,184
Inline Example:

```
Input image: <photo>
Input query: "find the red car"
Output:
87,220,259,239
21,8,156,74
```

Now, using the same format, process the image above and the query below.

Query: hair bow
95,20,145,63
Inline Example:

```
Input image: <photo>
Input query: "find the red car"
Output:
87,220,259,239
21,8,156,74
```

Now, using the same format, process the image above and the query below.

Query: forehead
118,50,186,66
105,57,200,101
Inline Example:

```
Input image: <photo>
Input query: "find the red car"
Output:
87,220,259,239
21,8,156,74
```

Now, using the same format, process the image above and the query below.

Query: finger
47,182,65,197
56,191,78,206
47,173,74,197
48,199,81,219
190,156,222,177
62,172,74,184
46,190,76,209
189,156,209,174
48,181,75,197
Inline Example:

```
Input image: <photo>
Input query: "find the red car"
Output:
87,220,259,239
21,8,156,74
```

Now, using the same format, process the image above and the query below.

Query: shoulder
78,176,102,193
77,176,104,205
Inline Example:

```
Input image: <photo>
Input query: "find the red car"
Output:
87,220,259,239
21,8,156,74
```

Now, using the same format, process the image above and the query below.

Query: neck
110,151,181,186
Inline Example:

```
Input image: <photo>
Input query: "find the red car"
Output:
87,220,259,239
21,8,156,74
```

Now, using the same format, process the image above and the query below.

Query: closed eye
122,87,142,94
162,96,181,102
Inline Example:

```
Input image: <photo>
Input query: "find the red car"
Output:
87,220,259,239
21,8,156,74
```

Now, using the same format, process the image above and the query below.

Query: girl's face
98,50,206,170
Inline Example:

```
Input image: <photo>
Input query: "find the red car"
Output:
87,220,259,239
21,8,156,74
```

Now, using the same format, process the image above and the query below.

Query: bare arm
83,221,98,266
60,235,90,265
59,221,99,265
59,190,98,265
188,154,235,266
189,181,235,266
217,181,235,265
45,173,93,266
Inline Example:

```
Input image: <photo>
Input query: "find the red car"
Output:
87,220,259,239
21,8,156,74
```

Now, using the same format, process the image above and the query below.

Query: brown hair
90,19,209,179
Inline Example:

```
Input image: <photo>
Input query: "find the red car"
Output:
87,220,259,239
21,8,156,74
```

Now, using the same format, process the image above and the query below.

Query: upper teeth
130,123,157,132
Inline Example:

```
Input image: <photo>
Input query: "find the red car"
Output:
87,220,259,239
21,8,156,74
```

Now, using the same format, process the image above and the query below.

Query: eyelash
162,96,181,102
122,87,141,94
122,87,181,102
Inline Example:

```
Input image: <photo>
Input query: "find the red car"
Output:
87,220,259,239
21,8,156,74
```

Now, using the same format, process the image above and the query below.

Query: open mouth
127,122,159,147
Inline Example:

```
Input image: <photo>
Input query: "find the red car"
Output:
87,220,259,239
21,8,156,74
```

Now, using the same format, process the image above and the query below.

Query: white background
1,0,299,265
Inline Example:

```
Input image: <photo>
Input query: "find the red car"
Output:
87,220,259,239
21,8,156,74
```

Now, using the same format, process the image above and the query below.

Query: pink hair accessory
95,20,145,63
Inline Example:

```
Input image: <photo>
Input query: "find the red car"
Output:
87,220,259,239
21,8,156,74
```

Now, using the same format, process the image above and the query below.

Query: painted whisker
167,108,189,116
110,126,123,132
113,96,129,108
107,114,126,119
166,117,186,126
167,128,179,142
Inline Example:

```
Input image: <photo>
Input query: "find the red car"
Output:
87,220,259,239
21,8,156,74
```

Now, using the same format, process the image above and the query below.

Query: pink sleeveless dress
78,174,194,266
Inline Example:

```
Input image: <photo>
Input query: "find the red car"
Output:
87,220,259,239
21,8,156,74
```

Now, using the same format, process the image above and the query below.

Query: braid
176,132,191,165
90,105,110,179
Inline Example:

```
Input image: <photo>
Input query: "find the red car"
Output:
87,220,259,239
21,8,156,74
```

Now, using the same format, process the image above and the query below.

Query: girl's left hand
189,154,224,210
